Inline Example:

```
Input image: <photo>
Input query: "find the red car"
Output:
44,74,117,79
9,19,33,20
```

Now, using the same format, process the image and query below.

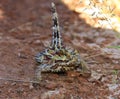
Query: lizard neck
51,2,62,51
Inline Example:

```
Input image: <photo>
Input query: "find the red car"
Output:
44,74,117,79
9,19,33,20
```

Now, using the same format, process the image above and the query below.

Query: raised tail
51,2,62,51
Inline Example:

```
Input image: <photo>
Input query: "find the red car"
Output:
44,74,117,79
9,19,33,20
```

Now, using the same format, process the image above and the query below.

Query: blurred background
0,0,120,98
62,0,120,33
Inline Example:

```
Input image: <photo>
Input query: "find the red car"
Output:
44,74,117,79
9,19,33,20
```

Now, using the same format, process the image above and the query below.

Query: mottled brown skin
35,2,91,81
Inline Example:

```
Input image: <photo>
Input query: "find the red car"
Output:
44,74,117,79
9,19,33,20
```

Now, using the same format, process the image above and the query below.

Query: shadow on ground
0,0,119,99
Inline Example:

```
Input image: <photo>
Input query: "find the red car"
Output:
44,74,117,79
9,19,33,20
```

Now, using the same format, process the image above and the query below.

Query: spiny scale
51,2,62,51
35,2,91,81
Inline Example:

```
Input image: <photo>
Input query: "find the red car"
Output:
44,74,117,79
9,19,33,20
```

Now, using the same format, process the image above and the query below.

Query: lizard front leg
35,63,56,81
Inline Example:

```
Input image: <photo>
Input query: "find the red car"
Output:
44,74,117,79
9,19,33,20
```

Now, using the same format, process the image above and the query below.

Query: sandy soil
0,0,120,99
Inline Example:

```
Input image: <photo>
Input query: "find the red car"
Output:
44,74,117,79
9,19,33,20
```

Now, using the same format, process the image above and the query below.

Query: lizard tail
51,2,62,51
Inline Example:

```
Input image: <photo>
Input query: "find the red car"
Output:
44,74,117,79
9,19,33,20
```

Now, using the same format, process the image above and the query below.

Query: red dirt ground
0,0,120,99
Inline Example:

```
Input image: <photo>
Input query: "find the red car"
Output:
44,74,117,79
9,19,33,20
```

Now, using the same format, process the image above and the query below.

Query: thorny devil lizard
35,2,91,81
